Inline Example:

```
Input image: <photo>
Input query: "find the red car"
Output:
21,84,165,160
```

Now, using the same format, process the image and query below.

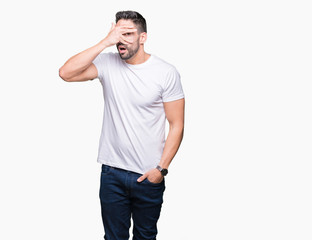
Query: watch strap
156,165,168,176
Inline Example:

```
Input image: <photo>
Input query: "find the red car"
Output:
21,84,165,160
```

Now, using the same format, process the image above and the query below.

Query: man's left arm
137,98,185,183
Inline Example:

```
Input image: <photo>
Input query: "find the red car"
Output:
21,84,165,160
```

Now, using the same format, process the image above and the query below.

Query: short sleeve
162,67,185,102
92,53,108,80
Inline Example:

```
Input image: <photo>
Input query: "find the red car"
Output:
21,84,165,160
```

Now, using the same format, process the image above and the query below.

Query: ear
139,32,147,44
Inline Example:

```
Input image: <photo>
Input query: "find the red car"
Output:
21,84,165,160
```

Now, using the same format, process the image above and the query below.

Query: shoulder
93,52,124,71
95,52,119,61
150,55,178,74
151,55,180,79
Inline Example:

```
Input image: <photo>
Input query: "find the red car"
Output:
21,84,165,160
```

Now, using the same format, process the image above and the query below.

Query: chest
102,66,164,108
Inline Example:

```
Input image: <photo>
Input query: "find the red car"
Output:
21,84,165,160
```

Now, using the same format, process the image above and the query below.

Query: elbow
170,123,184,137
59,67,71,82
175,125,184,143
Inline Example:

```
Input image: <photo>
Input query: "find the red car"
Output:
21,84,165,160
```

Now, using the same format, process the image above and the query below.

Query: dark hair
115,11,147,33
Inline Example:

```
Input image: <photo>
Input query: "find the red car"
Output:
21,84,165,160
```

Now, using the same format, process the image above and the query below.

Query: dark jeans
99,164,166,240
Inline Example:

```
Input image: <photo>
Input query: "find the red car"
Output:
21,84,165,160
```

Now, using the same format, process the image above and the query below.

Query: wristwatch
156,165,168,176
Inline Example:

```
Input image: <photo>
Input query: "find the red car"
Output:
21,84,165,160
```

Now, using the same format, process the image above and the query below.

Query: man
59,10,185,240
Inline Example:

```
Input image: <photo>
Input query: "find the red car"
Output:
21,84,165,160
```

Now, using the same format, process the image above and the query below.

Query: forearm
158,124,184,169
59,39,109,79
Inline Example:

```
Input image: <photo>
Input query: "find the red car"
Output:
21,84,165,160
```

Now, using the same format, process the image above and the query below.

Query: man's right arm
59,23,137,82
59,41,107,82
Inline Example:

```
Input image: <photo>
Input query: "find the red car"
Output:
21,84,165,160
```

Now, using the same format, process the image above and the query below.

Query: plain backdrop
0,0,311,239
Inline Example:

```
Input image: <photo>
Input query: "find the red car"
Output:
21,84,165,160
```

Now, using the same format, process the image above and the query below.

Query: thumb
110,22,115,31
137,173,147,182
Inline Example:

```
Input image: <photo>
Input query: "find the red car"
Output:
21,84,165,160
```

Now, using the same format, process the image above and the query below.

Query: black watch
156,165,168,176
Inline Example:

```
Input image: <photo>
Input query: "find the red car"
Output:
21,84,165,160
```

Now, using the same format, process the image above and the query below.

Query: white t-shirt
92,52,184,174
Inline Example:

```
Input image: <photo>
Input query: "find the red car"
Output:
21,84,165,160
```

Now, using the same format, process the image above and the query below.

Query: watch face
161,169,168,176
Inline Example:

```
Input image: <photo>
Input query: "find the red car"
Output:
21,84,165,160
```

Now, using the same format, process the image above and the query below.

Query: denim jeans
99,164,166,240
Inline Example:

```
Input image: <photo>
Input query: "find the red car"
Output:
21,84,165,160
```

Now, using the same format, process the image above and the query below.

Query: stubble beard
118,40,140,60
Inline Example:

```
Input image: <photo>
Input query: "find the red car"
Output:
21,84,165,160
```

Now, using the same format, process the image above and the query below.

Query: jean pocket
101,164,113,175
145,177,164,185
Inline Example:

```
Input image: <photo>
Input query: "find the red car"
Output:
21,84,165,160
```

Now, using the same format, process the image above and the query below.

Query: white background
1,0,311,239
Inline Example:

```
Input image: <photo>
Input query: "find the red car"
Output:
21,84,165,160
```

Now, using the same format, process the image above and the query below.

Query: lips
118,45,127,54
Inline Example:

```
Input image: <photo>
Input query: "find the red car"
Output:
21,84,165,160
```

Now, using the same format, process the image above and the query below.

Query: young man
59,11,185,240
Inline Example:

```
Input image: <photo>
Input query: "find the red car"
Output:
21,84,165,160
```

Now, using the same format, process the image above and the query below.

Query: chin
119,53,132,60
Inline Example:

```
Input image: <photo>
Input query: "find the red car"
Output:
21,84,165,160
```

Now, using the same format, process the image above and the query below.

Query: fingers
137,173,147,182
105,23,137,46
120,28,137,34
120,36,133,44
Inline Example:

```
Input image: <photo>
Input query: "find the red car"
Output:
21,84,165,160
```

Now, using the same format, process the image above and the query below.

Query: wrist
156,165,168,176
97,39,111,50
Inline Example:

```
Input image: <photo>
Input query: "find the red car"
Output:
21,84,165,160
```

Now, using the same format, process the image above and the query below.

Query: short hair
115,11,147,33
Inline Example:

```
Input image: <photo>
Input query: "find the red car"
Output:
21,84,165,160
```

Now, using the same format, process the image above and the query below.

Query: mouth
118,45,127,54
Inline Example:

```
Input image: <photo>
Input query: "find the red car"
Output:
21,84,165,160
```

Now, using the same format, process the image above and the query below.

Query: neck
125,47,151,65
